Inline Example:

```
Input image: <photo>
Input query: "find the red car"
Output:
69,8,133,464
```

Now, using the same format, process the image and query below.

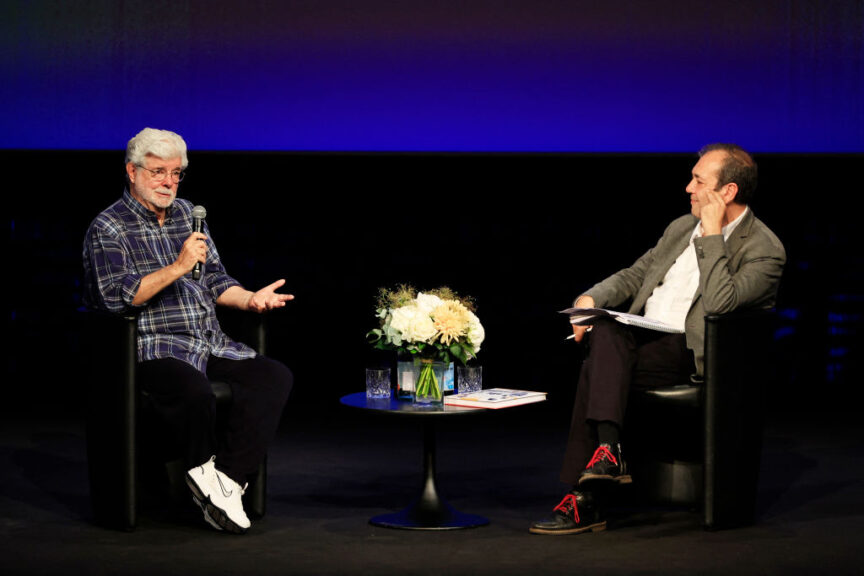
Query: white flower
390,303,437,343
389,305,417,335
415,292,444,314
431,300,470,346
466,311,485,352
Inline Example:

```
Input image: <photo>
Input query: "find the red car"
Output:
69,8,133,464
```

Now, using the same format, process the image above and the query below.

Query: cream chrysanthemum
431,300,471,346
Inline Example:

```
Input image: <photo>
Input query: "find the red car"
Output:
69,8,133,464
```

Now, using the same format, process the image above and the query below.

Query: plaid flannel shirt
83,189,255,373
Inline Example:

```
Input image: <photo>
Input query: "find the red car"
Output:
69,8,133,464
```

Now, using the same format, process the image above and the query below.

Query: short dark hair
698,143,758,205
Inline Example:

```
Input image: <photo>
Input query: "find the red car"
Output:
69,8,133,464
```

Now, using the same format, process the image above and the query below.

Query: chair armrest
81,308,139,530
215,307,268,356
704,309,776,381
703,308,776,530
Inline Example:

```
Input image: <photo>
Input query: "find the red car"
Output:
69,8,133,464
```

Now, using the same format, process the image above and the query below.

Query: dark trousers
560,318,694,485
138,354,293,485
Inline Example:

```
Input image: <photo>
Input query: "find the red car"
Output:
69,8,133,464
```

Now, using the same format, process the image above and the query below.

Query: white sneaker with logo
192,495,223,531
186,456,250,533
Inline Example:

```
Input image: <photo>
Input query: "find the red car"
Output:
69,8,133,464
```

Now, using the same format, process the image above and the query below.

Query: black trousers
560,318,694,485
138,354,293,485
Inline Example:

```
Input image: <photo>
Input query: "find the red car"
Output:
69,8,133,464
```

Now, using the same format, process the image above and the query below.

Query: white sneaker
186,456,250,533
193,496,223,531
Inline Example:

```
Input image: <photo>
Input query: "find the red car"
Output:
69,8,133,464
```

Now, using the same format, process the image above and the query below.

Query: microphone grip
192,217,204,280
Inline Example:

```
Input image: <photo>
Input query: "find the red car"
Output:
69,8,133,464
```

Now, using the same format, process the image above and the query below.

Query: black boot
578,442,632,485
529,490,606,535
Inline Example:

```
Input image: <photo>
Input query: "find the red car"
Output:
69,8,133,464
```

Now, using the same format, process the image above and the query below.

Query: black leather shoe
578,442,632,485
529,490,606,535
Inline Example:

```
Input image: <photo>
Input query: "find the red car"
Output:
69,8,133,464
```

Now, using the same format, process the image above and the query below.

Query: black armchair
84,308,269,531
628,309,776,530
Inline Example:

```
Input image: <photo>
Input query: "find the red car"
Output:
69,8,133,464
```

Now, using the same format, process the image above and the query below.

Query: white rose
415,292,444,314
390,303,437,343
406,314,437,343
390,305,418,336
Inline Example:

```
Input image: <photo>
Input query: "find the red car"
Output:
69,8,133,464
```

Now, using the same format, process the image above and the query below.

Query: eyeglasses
137,165,186,183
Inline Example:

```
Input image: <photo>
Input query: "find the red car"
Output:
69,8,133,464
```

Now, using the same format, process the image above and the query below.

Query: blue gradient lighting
2,1,862,151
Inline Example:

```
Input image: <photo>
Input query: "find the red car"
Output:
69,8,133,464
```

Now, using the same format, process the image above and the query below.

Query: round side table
340,392,489,530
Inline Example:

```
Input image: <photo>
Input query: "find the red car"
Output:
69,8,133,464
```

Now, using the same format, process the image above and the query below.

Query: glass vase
412,359,447,406
396,352,416,400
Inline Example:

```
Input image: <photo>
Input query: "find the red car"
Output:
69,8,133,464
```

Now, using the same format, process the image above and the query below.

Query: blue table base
340,393,490,530
371,418,488,530
370,505,489,531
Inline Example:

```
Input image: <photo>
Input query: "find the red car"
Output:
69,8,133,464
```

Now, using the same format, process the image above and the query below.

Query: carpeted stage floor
1,400,861,576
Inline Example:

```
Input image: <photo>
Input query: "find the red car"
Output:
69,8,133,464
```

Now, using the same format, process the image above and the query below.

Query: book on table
559,307,684,334
443,388,547,409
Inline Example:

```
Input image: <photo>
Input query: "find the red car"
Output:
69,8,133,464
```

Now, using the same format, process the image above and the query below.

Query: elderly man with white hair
83,128,293,533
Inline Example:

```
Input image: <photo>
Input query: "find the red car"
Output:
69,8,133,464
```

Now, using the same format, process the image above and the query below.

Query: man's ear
125,162,137,184
722,182,739,204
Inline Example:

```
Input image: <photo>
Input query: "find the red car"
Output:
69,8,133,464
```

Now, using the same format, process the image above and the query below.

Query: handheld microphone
191,205,207,280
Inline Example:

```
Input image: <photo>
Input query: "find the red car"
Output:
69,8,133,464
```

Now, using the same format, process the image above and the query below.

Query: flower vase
412,359,447,406
395,352,416,400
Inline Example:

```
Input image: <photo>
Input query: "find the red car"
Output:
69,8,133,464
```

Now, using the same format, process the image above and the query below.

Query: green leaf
366,329,383,344
450,343,469,365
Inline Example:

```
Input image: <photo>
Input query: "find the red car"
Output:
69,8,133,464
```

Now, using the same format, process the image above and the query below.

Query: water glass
365,368,391,399
457,365,482,394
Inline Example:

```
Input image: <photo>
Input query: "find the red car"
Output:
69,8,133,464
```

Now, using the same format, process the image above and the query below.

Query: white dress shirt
643,207,748,331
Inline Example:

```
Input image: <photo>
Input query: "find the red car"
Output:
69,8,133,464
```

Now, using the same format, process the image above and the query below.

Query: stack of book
443,388,546,409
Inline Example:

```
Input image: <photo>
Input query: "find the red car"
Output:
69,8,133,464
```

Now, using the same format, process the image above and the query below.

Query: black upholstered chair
627,309,776,530
84,308,269,531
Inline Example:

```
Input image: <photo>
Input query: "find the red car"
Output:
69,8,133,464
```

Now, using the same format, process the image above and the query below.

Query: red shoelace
553,493,580,522
585,445,618,469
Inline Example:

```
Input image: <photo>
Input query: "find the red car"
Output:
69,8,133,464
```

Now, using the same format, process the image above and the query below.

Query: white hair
125,128,189,168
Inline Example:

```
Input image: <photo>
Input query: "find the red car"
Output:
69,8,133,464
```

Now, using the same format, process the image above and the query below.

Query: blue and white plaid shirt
83,189,256,373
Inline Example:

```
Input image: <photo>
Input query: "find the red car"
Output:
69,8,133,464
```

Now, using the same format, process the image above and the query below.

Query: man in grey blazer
530,143,785,535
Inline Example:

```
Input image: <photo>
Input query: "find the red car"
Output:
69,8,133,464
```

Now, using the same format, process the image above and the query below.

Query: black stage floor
1,399,861,576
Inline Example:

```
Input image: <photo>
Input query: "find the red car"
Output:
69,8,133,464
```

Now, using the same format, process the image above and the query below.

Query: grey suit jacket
581,209,785,376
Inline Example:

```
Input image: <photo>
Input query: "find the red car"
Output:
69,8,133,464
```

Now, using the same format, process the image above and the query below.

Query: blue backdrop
3,1,862,152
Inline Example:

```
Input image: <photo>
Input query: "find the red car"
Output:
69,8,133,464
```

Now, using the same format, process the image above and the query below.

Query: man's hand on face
697,188,727,236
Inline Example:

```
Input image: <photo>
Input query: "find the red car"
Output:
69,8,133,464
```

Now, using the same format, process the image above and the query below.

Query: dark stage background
5,151,862,418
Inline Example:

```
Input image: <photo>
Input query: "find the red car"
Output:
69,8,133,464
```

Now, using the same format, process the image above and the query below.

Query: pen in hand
566,325,592,340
